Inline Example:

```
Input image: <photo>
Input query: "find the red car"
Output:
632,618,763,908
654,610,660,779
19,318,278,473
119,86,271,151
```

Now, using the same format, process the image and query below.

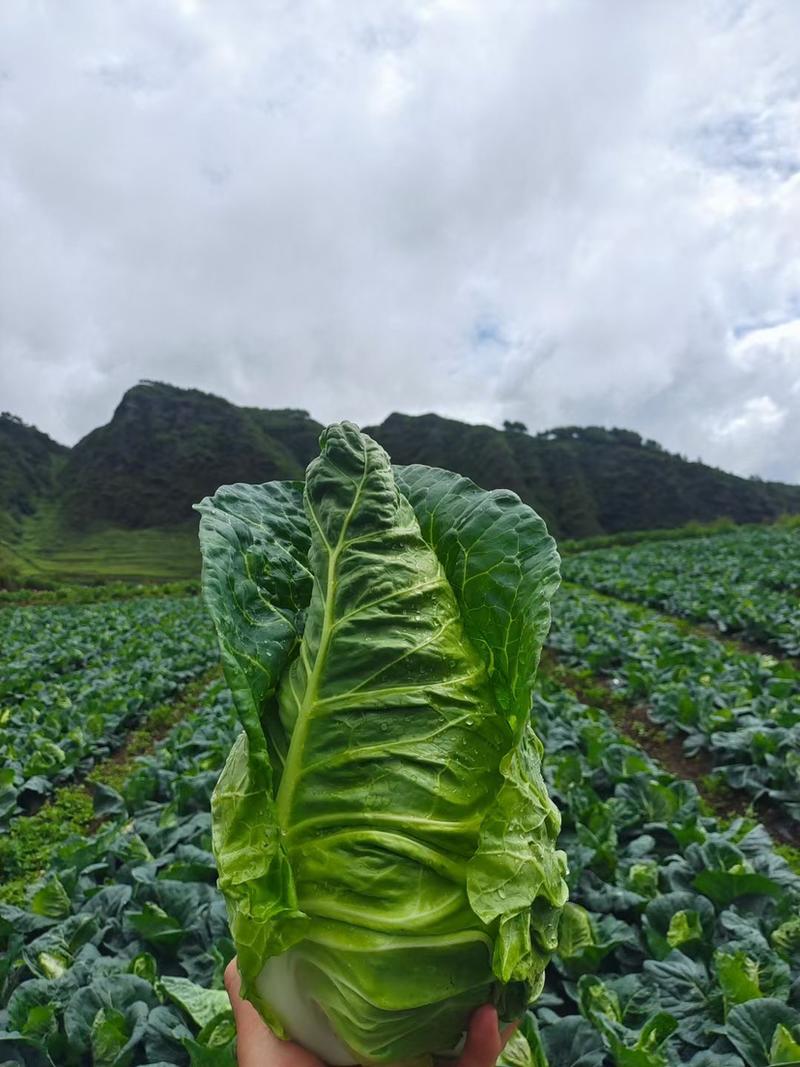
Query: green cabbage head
195,423,567,1066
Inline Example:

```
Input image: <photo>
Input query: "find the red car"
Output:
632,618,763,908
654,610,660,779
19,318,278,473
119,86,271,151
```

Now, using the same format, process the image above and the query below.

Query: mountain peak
2,382,799,549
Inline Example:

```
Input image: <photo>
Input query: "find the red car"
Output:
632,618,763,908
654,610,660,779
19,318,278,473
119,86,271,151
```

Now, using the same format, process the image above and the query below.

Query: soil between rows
540,650,799,848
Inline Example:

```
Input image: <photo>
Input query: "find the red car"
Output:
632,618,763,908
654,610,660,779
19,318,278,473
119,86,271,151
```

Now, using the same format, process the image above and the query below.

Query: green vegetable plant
564,525,800,656
548,587,800,820
0,595,218,826
195,422,568,1065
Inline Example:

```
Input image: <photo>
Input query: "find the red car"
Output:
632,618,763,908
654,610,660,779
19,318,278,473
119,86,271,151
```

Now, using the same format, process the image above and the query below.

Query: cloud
733,318,800,374
710,394,786,440
0,0,799,484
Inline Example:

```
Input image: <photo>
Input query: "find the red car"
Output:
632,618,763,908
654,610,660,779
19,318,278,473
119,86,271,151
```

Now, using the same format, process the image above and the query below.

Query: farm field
4,505,201,585
0,597,218,829
564,523,800,657
1,523,799,1066
548,586,800,833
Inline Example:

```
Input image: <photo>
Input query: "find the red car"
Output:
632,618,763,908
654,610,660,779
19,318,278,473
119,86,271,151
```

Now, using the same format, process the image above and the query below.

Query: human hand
225,959,517,1067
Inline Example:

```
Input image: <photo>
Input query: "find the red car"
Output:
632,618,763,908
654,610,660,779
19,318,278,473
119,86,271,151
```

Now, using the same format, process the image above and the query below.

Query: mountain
2,381,799,583
60,381,323,528
0,413,68,538
366,413,800,539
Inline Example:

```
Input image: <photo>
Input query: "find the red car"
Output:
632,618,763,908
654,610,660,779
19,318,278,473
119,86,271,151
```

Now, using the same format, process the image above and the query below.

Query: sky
1,1,799,482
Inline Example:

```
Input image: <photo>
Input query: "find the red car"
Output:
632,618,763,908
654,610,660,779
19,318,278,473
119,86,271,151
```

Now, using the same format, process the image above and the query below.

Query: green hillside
9,510,201,583
0,412,67,539
2,381,799,585
60,381,323,529
367,414,800,539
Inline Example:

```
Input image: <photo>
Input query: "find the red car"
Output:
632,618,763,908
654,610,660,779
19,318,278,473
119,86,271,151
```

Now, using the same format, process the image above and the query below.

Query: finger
225,960,291,1067
224,957,241,1001
456,1004,503,1067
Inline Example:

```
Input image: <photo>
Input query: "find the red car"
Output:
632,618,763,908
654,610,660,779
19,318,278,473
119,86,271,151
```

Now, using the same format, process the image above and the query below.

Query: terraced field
1,525,799,1066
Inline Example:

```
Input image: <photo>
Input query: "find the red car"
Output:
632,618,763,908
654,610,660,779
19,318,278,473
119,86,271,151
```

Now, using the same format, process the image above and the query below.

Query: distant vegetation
370,413,800,539
0,411,67,540
0,578,199,606
59,382,320,529
1,380,799,584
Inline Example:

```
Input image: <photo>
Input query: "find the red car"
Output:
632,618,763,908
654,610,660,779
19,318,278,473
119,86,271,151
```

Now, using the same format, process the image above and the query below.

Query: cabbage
195,422,567,1065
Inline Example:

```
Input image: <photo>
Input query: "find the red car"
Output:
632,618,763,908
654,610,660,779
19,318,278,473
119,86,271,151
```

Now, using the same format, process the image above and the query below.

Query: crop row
0,680,240,1066
2,668,799,1066
563,525,800,656
548,586,800,827
0,580,200,608
0,597,218,828
521,677,800,1067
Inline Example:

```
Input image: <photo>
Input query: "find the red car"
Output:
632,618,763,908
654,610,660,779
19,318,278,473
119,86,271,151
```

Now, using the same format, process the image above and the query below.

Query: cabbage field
1,522,799,1067
564,524,800,657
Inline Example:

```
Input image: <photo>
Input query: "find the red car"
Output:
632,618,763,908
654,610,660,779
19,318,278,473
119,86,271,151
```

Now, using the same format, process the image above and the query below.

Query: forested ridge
2,381,798,554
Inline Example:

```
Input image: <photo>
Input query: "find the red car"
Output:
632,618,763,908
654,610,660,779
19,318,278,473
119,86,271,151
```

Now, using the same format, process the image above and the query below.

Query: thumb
456,1005,504,1067
225,959,285,1066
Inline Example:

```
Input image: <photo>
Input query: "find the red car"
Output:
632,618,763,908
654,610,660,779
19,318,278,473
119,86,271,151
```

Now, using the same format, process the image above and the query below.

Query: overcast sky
2,1,799,482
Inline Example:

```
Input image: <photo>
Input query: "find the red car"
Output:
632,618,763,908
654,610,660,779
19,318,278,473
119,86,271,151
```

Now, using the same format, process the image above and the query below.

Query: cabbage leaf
196,423,567,1065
